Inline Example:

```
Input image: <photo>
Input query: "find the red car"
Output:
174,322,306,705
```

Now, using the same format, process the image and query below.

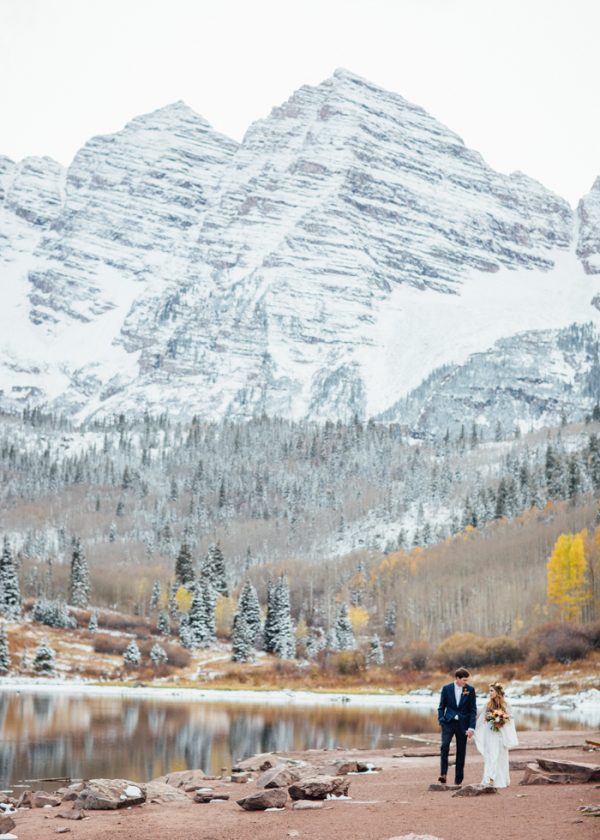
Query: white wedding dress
474,704,519,788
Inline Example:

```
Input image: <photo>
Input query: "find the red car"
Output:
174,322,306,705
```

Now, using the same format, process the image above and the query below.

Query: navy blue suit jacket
437,683,477,735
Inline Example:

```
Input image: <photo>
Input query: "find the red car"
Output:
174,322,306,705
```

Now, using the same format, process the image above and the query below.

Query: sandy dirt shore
11,730,600,840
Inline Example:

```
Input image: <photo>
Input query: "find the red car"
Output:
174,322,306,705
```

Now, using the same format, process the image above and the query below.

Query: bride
474,682,518,788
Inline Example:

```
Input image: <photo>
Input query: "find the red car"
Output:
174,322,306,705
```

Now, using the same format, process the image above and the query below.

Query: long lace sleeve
474,710,487,755
501,704,519,748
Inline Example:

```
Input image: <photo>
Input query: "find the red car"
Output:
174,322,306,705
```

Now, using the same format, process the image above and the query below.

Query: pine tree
149,643,168,667
0,624,10,675
32,598,76,629
149,580,161,611
263,580,278,653
231,611,255,662
123,639,141,667
334,603,356,651
33,640,55,675
237,580,261,645
0,536,21,620
187,586,208,647
202,583,217,643
201,543,228,596
367,634,384,666
264,577,295,659
88,610,98,633
174,541,194,587
69,537,90,607
158,611,170,636
325,626,339,651
178,614,193,649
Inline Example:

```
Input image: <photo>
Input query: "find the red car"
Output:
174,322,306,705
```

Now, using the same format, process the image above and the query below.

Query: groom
437,666,477,785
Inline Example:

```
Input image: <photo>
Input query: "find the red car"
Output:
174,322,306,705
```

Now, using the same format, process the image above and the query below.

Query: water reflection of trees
0,692,595,787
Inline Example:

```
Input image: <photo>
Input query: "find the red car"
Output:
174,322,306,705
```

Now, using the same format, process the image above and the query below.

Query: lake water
0,689,597,788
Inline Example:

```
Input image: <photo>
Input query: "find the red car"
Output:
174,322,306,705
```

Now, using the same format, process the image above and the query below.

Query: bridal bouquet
486,709,510,732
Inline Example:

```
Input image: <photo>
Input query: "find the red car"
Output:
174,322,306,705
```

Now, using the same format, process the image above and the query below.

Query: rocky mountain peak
0,71,599,431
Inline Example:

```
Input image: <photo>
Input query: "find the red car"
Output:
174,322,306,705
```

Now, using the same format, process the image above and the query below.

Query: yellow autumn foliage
546,530,592,622
348,605,369,633
174,586,193,613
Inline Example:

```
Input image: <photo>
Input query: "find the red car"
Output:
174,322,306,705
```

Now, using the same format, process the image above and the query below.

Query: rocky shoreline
6,729,600,840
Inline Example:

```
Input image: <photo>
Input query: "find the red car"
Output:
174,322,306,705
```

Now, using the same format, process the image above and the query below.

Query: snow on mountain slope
360,247,600,418
0,69,599,428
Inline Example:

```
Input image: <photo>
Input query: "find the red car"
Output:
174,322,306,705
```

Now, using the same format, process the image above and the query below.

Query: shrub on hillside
521,622,592,668
583,619,600,648
93,634,129,656
95,610,152,636
333,650,366,675
434,632,487,670
483,635,521,664
398,640,432,671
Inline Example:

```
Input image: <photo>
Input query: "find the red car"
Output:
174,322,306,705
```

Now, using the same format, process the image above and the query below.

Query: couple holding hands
438,667,518,788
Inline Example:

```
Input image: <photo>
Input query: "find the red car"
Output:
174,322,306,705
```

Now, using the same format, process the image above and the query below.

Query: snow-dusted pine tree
32,598,76,629
201,543,228,596
237,580,261,645
0,624,10,674
0,537,21,620
88,610,98,633
149,579,161,611
69,537,90,607
231,611,255,662
123,639,141,667
367,634,384,666
178,614,193,649
175,541,194,586
33,640,55,675
187,586,208,647
149,643,168,667
325,626,339,652
157,610,170,636
334,603,356,651
263,580,277,653
264,577,295,659
202,583,217,643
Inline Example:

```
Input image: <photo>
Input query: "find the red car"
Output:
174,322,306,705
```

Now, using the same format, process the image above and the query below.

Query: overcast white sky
1,0,598,206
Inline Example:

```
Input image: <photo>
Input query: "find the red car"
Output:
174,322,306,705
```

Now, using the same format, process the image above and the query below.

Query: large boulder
233,753,284,772
151,769,208,789
236,789,288,810
0,815,16,834
452,784,497,797
145,781,189,803
74,779,146,810
536,758,600,782
521,763,565,785
288,775,350,800
256,765,304,789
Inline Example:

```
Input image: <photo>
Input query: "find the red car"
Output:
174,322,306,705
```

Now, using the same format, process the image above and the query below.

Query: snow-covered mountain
1,69,599,432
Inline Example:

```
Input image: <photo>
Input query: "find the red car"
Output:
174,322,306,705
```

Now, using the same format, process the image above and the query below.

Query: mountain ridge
1,70,599,432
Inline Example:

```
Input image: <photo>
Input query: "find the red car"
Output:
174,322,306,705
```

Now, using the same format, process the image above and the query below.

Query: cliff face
1,70,599,431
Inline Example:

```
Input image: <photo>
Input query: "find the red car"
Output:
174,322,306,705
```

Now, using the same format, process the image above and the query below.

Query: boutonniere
462,687,470,696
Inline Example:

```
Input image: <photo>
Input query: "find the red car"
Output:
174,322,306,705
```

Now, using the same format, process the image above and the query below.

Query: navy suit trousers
440,719,467,784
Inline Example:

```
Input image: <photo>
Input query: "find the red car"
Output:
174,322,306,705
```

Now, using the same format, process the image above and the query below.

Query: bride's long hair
486,682,508,714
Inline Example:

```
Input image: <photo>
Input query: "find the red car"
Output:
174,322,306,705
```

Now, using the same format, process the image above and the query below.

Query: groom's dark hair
455,667,470,678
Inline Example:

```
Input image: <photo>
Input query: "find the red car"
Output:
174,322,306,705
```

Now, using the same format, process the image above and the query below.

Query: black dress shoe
438,775,447,784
